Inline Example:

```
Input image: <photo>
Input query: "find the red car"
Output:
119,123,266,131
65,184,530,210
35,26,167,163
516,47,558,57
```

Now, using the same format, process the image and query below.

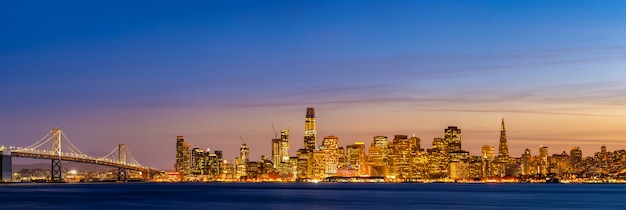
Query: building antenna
240,136,245,144
272,122,279,139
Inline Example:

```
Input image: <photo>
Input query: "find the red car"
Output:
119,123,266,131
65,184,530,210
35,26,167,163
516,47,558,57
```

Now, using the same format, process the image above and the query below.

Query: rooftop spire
306,107,315,118
501,118,506,132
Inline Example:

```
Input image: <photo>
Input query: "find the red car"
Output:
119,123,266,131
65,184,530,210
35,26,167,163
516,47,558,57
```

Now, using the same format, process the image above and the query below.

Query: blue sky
2,1,626,169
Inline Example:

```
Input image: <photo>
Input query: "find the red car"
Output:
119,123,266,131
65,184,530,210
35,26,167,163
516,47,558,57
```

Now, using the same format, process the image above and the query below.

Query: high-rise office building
272,128,290,171
570,147,582,165
280,129,290,163
175,136,191,175
191,147,208,175
322,136,339,175
391,135,411,178
481,145,495,161
521,148,532,175
296,149,312,180
347,142,367,176
409,134,421,152
369,136,388,167
271,138,281,168
432,137,448,155
539,146,549,175
304,107,317,151
445,126,462,152
498,118,509,161
240,143,250,164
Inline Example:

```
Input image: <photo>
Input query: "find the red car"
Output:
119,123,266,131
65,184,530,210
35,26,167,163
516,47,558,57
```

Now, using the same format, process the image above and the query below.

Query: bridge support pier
51,159,62,182
118,168,128,182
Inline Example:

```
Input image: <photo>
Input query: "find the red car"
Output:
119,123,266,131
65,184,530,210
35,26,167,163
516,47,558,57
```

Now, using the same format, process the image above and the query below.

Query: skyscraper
271,138,281,168
272,128,290,170
445,126,462,152
322,135,339,176
539,146,549,175
240,143,249,164
570,147,582,165
498,118,509,161
304,107,317,151
280,129,290,163
191,147,208,175
175,136,191,175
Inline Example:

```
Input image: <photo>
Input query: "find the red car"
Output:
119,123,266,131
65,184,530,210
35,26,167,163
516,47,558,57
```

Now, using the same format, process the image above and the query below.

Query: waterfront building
304,107,317,151
191,147,208,175
234,157,246,179
468,156,483,180
548,151,571,175
347,142,367,176
175,136,191,175
391,135,411,178
322,136,339,176
296,149,312,180
449,150,470,180
369,136,388,176
338,147,348,169
311,150,327,180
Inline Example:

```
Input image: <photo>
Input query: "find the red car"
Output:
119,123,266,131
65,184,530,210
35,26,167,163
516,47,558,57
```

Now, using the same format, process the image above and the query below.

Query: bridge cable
61,132,85,155
22,133,51,150
97,145,119,161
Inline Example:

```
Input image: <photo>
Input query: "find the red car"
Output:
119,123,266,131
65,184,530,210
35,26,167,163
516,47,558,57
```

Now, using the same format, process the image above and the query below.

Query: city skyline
3,1,626,169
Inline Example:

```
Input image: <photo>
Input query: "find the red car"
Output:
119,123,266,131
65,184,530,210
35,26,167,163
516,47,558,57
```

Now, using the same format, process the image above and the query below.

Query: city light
164,107,626,184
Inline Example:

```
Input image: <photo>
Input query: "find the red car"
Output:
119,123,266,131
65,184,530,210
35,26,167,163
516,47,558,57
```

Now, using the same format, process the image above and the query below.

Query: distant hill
13,162,113,172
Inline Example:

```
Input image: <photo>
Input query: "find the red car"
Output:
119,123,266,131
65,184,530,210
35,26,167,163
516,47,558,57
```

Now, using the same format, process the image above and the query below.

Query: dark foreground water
1,183,626,209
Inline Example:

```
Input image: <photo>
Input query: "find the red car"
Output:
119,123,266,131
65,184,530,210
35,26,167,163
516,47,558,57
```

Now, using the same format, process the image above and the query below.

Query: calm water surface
1,183,626,209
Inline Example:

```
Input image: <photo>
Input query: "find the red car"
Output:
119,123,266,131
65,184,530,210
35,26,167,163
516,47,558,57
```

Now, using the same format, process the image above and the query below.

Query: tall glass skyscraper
304,107,317,151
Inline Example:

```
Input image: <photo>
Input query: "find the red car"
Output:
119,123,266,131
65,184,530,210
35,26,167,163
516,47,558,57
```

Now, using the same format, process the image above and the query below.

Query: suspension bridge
1,128,161,182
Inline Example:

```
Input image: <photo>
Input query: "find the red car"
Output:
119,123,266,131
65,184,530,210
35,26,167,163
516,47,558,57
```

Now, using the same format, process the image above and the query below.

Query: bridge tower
50,128,63,182
118,144,128,182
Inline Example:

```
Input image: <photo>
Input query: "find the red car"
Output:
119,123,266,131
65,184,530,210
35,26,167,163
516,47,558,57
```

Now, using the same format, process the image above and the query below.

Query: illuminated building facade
445,126,462,152
271,138,281,168
191,147,208,175
296,149,312,180
570,147,582,165
322,136,339,176
240,144,249,164
272,129,291,174
482,145,495,160
280,129,290,163
498,118,509,161
521,148,532,175
539,146,549,175
304,107,317,151
391,135,411,178
410,134,421,152
311,150,326,180
175,136,191,175
347,142,367,176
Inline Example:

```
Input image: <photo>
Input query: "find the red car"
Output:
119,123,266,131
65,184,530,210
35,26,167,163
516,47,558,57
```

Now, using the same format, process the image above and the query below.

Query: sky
2,0,626,169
